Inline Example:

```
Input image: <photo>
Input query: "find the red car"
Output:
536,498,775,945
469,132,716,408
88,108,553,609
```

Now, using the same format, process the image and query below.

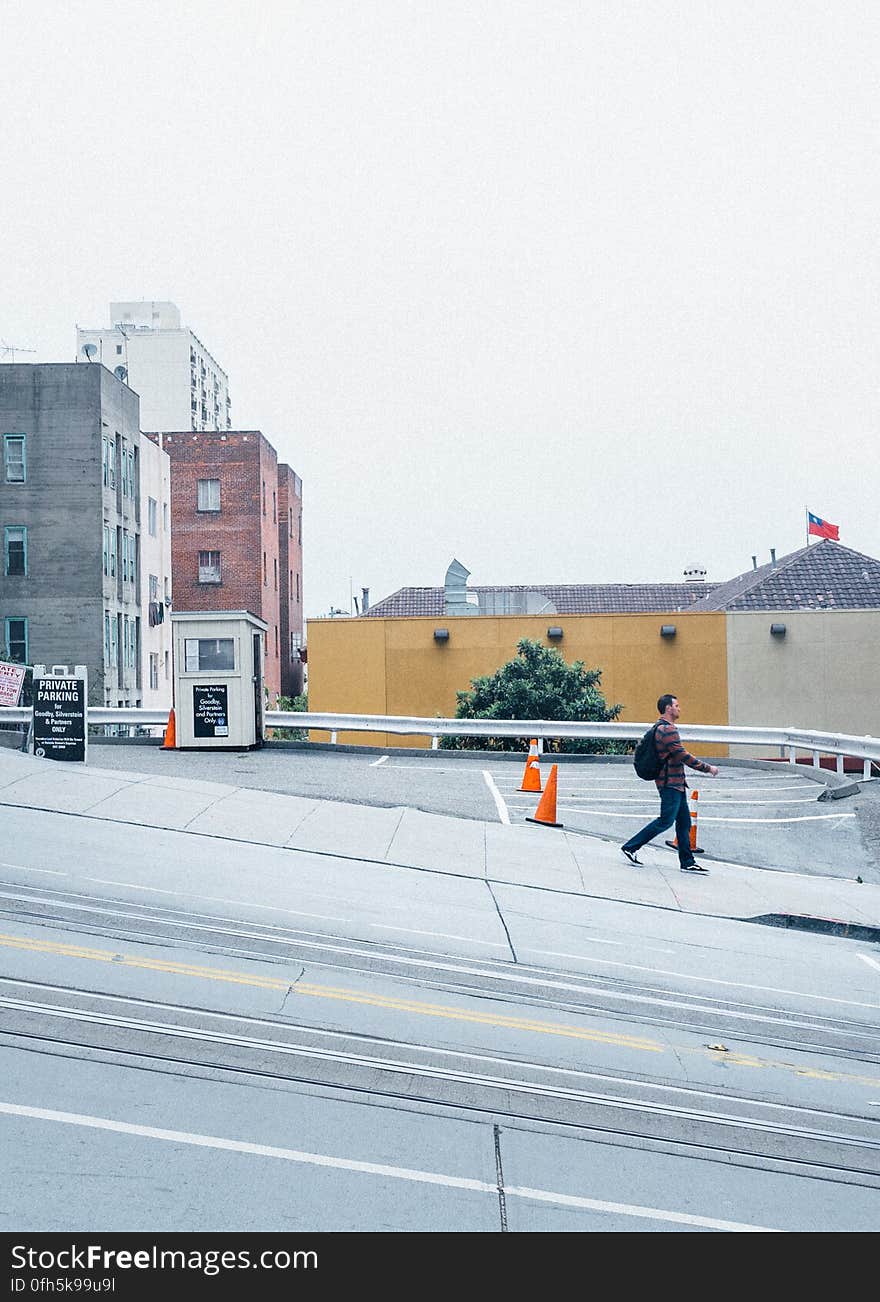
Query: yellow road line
2,931,879,1087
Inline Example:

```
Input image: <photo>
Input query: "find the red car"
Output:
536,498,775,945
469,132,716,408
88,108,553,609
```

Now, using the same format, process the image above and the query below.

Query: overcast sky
3,2,878,619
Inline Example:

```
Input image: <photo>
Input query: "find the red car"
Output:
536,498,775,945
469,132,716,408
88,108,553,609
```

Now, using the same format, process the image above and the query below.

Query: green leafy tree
441,638,626,753
268,692,308,741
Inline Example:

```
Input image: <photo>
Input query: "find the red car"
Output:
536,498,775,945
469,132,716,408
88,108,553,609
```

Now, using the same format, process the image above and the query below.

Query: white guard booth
171,611,266,750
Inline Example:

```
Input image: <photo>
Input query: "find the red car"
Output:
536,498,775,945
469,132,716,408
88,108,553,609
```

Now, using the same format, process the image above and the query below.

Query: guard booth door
253,632,264,746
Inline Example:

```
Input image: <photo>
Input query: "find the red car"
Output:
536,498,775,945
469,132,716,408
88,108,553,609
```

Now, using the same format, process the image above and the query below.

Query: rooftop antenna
1,339,36,362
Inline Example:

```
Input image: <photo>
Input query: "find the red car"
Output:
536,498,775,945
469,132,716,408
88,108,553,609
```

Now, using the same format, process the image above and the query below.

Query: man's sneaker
680,861,709,873
621,847,642,866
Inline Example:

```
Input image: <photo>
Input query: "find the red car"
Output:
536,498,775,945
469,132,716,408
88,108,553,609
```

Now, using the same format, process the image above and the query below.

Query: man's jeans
622,786,694,866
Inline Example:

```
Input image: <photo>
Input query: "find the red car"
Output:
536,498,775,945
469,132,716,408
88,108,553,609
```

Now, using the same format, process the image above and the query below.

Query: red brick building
145,430,303,701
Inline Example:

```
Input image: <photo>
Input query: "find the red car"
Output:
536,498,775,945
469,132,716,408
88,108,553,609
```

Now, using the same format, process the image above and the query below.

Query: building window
149,574,159,602
198,550,222,583
263,552,267,585
262,481,266,516
149,654,159,691
116,344,123,355
4,617,27,664
275,625,279,655
295,572,300,602
4,527,27,576
273,557,277,590
184,637,235,671
272,490,276,523
148,497,158,536
3,434,26,483
197,478,220,512
289,507,293,538
103,526,110,576
298,511,302,545
109,528,117,578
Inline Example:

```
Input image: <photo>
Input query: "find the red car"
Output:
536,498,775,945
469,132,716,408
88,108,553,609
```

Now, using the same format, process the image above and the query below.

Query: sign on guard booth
171,612,266,750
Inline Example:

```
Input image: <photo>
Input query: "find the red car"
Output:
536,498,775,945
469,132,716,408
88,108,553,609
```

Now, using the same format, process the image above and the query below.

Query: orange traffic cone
526,763,563,828
518,739,543,792
161,707,177,750
666,789,702,853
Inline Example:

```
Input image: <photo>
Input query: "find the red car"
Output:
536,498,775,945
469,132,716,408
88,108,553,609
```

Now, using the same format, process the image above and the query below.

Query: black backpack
633,722,668,781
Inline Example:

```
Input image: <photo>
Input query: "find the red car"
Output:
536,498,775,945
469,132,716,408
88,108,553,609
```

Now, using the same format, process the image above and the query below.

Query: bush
269,692,308,741
440,638,626,753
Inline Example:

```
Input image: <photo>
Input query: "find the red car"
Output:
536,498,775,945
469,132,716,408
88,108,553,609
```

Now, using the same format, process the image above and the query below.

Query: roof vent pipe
752,555,757,570
770,548,777,567
361,587,369,614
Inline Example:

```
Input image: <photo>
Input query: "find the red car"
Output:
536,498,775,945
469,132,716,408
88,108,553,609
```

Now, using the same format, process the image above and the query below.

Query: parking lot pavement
84,743,880,884
485,764,876,879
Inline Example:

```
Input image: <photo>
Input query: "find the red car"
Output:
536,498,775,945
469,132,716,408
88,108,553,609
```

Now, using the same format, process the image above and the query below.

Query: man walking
622,693,719,873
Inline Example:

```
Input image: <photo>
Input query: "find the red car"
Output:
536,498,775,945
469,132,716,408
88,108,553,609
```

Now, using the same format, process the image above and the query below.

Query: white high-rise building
76,302,231,433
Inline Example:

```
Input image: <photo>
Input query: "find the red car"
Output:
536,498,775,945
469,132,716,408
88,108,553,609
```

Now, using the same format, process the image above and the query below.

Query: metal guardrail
3,706,877,778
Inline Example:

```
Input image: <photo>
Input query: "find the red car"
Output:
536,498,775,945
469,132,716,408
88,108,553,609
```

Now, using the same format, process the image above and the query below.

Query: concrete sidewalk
0,747,878,941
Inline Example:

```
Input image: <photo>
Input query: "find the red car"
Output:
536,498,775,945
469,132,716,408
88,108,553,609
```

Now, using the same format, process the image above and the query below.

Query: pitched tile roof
686,540,880,611
363,583,721,618
360,541,880,618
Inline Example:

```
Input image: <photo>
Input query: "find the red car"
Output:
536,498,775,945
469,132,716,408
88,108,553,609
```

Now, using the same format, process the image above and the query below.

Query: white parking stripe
0,1102,779,1231
369,755,389,766
511,806,855,824
858,954,880,974
483,771,510,825
504,794,820,806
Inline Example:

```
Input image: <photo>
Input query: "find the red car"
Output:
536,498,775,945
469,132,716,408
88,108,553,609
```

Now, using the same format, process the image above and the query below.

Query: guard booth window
185,638,235,671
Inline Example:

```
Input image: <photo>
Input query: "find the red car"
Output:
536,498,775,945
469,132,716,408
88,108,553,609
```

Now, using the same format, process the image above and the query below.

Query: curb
747,913,880,944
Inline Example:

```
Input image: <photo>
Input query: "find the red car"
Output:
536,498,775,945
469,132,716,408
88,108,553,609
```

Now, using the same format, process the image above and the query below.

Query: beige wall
307,612,728,750
726,611,880,748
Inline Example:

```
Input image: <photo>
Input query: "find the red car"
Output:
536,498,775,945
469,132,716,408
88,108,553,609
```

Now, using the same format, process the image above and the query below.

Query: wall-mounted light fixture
547,626,563,640
770,623,786,637
433,627,449,642
660,624,676,638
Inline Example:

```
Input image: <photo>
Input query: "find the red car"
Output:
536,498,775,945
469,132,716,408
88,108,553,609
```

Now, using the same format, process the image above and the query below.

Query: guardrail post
431,736,439,750
330,731,337,745
836,754,844,775
812,750,820,769
788,744,796,764
865,758,872,781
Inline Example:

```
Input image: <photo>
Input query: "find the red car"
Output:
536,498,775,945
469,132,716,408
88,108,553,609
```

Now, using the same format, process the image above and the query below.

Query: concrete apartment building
76,302,231,434
0,364,172,708
146,430,304,702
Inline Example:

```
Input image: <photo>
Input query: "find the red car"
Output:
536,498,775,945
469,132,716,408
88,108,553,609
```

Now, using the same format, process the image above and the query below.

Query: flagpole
805,506,810,547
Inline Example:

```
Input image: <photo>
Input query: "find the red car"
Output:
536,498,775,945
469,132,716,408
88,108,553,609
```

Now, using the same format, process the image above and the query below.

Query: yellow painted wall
307,612,728,752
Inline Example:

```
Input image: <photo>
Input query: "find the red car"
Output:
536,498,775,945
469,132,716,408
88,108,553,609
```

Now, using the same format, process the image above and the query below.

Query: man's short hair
657,693,677,714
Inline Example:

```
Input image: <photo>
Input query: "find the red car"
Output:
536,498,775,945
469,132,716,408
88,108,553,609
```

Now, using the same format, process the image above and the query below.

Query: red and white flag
807,511,839,541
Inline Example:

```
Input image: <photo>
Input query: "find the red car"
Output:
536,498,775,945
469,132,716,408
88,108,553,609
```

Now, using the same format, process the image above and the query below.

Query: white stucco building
139,434,173,712
76,302,231,434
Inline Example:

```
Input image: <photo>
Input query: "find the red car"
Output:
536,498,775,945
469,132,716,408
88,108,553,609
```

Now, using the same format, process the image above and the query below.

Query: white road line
0,1102,777,1232
368,922,508,947
1,863,66,875
527,942,676,958
85,879,350,924
483,771,510,825
858,954,880,974
369,756,389,766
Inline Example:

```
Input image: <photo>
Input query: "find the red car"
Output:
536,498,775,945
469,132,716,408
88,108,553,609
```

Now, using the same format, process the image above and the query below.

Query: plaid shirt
654,719,713,791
